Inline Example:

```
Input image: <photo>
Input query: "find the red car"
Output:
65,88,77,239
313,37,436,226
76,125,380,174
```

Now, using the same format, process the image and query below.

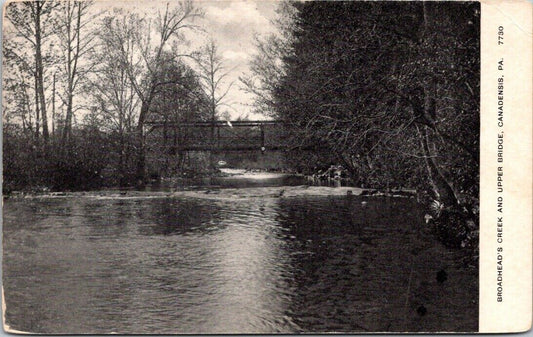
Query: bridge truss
145,120,290,153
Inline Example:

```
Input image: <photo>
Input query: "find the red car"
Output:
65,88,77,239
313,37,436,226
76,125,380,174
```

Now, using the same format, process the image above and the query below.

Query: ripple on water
3,192,477,333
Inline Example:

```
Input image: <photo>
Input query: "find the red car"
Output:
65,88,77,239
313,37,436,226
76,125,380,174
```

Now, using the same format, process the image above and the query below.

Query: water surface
3,176,477,333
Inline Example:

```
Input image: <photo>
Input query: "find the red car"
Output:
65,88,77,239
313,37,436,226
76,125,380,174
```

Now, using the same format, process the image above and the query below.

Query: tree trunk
34,76,40,142
209,101,216,170
118,136,127,186
62,92,73,141
135,102,150,183
419,125,459,207
51,73,56,136
135,123,146,184
62,1,73,142
62,1,82,143
35,5,49,143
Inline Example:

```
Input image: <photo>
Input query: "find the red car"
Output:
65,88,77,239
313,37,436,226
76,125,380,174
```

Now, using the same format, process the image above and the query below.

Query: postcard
1,0,531,334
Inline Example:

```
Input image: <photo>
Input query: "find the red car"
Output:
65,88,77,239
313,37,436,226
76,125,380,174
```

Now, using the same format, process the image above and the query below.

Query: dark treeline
2,1,231,192
243,1,480,248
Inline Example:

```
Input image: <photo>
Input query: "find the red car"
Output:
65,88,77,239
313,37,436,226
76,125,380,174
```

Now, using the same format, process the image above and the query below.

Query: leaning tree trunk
416,2,459,209
419,124,459,208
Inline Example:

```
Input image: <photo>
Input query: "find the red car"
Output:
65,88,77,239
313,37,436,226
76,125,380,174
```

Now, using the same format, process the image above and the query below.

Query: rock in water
416,305,427,316
436,269,448,283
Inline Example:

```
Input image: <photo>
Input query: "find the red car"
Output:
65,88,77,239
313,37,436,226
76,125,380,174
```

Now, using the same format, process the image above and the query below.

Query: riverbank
4,167,415,199
4,185,368,200
4,168,417,201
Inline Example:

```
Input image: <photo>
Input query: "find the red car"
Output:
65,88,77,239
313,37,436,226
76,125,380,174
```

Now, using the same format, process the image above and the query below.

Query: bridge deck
145,120,290,152
146,120,282,128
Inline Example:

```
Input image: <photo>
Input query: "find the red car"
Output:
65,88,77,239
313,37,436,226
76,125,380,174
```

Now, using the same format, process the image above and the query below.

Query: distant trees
55,1,95,141
193,40,234,139
191,40,234,168
87,11,141,184
240,2,296,117
2,1,233,191
147,53,211,175
97,2,203,182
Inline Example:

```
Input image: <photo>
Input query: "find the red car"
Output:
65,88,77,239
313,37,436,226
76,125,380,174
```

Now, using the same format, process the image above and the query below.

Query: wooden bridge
145,120,290,153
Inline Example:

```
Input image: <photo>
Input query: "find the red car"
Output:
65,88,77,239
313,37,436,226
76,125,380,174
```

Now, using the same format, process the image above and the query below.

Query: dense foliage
246,1,480,247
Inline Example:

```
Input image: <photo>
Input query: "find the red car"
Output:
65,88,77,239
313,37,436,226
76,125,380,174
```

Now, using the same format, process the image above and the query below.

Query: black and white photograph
2,0,482,333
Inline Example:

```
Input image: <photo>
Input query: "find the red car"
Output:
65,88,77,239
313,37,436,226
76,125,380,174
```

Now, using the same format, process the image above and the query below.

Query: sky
97,0,280,120
194,1,279,120
2,0,280,122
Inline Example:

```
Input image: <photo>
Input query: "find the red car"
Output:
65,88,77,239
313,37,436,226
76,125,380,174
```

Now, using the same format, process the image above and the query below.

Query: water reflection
147,173,307,191
3,191,477,333
135,199,219,236
145,171,348,192
200,200,298,332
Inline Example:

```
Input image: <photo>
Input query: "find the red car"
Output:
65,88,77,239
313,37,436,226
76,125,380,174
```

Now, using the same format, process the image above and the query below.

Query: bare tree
5,1,58,143
87,14,141,183
193,40,234,147
240,1,296,117
54,0,95,141
102,2,203,182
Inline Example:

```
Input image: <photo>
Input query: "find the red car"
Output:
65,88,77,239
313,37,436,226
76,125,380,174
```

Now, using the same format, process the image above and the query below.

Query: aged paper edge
0,0,531,334
2,287,30,334
479,0,532,333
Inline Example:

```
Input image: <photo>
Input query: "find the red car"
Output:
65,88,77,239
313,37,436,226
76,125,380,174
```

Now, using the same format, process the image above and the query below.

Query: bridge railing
144,120,290,152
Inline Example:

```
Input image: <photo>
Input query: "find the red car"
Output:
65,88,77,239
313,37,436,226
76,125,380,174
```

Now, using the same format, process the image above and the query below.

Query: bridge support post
260,124,265,154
